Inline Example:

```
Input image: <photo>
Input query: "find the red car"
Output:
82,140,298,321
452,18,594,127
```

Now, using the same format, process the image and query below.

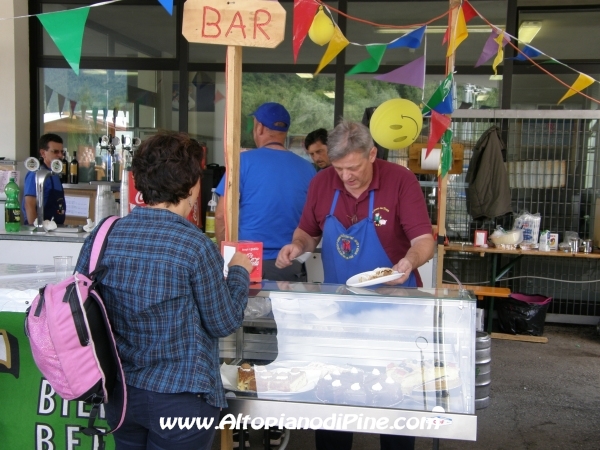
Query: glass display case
220,282,478,441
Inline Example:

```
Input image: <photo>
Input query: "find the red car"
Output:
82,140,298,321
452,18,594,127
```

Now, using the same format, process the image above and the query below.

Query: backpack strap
89,216,120,273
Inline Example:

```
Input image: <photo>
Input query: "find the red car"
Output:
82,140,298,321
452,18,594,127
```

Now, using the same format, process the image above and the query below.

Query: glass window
511,73,600,110
40,68,179,163
42,4,177,58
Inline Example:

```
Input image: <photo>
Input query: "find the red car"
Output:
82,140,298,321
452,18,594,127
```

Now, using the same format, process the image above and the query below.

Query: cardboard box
221,241,263,282
549,233,559,251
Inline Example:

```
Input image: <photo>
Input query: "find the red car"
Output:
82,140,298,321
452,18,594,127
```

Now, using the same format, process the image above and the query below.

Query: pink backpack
25,216,126,445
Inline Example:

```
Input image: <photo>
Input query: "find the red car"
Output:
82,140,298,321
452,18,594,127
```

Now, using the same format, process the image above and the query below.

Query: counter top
0,228,89,243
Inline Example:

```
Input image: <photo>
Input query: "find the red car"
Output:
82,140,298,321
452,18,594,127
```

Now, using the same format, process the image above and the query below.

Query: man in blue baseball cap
215,102,316,282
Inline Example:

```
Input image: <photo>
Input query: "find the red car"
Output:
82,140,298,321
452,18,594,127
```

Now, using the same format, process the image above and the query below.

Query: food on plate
237,363,256,391
246,366,309,393
344,382,367,406
359,267,394,283
289,367,309,391
387,359,461,394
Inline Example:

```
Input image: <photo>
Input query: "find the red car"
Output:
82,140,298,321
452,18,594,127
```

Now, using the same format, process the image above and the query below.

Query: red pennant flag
214,90,225,103
293,0,319,63
426,111,451,157
443,2,478,44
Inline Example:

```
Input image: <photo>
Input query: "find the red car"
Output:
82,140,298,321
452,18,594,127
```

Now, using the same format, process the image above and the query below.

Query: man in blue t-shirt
22,133,66,225
215,102,316,281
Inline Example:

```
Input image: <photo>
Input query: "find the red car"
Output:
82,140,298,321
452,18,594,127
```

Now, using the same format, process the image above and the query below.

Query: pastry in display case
219,282,478,441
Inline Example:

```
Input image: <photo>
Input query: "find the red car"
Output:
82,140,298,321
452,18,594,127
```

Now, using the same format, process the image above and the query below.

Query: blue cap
251,102,290,132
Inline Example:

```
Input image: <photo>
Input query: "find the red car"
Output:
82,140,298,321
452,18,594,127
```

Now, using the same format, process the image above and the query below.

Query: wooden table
443,244,600,332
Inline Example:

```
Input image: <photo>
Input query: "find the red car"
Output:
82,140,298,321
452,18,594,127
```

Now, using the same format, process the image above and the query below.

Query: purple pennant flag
387,26,426,50
158,0,173,15
475,29,509,68
374,56,425,89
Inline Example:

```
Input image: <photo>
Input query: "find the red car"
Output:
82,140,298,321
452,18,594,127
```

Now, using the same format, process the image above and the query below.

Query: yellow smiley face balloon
369,99,423,149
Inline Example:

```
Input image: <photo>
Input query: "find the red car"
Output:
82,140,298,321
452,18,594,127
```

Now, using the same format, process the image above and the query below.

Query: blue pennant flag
510,45,542,61
387,26,426,50
158,0,173,15
432,89,454,114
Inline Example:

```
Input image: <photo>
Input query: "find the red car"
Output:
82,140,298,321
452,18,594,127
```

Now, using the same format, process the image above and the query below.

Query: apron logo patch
373,207,389,227
336,234,360,259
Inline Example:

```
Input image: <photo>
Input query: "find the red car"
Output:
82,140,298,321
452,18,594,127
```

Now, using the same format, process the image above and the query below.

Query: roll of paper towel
421,148,441,170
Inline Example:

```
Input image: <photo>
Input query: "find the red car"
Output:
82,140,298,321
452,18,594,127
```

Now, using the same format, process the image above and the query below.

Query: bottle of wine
205,188,218,244
69,151,79,184
60,149,69,183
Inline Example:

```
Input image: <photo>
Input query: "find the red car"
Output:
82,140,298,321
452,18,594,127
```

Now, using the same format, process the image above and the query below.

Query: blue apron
321,189,416,287
44,174,66,225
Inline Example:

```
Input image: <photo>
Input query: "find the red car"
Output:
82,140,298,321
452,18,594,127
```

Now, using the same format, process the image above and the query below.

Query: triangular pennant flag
37,7,90,75
347,44,387,75
158,0,173,15
81,104,87,120
214,90,225,103
374,56,425,89
558,73,595,104
57,94,65,117
475,29,509,67
443,2,476,45
113,108,118,125
433,86,454,114
427,111,451,157
103,108,108,124
510,45,542,61
44,86,53,110
422,74,453,115
92,106,98,125
439,129,453,177
462,0,478,21
315,27,350,75
69,100,77,118
387,26,426,50
293,0,319,63
446,7,468,57
492,32,505,75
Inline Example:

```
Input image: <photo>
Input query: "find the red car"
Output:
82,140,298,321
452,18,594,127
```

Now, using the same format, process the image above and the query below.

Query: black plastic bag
497,293,552,336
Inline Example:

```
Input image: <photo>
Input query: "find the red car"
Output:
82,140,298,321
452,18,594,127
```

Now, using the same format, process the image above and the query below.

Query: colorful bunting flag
387,26,426,49
475,29,509,67
439,129,453,177
558,73,595,104
157,0,173,15
92,106,98,126
293,0,319,63
510,45,542,61
492,32,505,75
422,74,453,115
315,27,350,75
443,1,478,44
37,7,90,75
427,110,451,157
214,90,225,103
446,7,468,57
44,86,53,110
69,100,77,118
347,44,387,75
374,56,425,89
103,108,108,124
57,94,65,117
433,85,454,114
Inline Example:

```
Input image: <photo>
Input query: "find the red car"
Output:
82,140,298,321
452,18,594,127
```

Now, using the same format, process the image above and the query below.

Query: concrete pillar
0,1,30,161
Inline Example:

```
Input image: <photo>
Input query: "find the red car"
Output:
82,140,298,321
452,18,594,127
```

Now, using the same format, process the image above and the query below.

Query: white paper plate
346,270,404,287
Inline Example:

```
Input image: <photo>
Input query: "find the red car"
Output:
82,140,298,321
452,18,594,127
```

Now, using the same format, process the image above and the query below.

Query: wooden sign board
408,143,464,175
183,0,286,48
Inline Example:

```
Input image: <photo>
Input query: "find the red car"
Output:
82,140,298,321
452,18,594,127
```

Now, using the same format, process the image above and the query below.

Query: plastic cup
54,256,72,280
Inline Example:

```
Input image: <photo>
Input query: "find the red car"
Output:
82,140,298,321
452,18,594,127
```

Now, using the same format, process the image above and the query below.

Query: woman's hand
228,251,253,274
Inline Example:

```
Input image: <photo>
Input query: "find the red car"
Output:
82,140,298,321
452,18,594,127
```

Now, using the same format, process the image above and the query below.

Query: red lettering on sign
202,6,221,38
253,9,272,40
225,11,247,39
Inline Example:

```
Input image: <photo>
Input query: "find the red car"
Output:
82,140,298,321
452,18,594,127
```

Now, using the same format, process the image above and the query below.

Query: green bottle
4,177,21,232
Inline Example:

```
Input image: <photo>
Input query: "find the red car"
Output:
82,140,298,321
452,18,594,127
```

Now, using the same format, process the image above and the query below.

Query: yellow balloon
369,99,423,150
308,7,335,46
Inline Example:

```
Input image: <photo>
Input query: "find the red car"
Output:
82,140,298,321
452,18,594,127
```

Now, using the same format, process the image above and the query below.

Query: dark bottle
60,151,69,183
69,151,79,184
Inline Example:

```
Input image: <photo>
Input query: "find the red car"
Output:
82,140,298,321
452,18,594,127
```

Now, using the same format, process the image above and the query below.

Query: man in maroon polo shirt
276,120,434,450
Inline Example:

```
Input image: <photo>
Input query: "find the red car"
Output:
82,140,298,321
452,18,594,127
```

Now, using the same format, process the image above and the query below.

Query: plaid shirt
75,207,249,408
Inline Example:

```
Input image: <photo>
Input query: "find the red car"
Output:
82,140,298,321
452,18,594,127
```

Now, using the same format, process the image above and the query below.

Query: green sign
0,312,114,449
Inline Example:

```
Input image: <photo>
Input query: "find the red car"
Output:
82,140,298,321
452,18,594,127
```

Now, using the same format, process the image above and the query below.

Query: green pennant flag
38,7,90,75
422,73,453,115
347,44,387,75
439,129,453,177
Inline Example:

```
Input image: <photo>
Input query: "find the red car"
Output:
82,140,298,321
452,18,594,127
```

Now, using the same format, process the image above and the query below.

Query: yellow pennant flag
492,32,505,75
558,73,595,104
314,27,350,75
446,7,468,57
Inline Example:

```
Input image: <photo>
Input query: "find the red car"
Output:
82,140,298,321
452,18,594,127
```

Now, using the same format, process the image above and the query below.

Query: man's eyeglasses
45,149,64,155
